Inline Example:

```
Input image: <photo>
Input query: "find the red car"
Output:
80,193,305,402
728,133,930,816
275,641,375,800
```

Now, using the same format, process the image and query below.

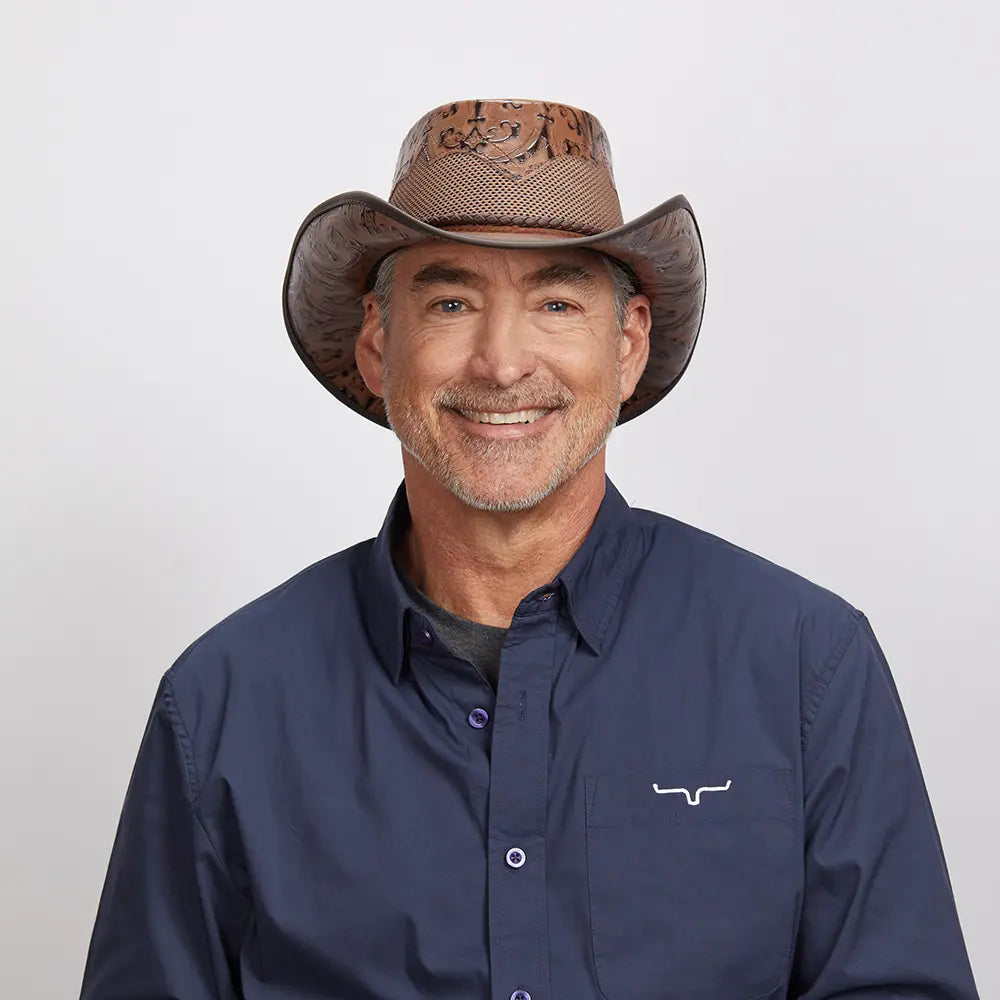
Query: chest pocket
584,765,797,1000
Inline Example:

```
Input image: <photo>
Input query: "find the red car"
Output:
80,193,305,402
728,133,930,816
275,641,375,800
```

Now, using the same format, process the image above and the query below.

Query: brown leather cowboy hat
282,98,707,427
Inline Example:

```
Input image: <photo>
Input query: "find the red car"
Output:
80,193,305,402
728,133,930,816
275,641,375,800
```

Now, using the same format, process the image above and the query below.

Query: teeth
458,408,551,425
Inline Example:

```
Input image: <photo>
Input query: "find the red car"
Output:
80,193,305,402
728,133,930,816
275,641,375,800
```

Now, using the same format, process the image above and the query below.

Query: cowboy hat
282,98,707,427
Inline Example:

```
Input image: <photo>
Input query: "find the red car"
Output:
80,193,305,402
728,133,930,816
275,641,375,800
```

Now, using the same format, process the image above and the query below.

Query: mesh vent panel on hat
389,153,624,236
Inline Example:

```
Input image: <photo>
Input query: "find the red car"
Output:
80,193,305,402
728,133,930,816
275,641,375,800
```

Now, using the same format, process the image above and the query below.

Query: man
80,99,980,998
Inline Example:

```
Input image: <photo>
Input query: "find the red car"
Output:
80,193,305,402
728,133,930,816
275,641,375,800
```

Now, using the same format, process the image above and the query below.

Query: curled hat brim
282,190,707,427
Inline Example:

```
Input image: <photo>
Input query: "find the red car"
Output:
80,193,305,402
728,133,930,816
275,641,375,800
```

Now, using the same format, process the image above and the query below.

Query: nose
466,300,538,388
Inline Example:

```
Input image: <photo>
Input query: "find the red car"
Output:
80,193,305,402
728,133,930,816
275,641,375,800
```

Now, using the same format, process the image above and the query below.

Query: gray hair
371,248,403,332
370,247,640,333
601,254,641,331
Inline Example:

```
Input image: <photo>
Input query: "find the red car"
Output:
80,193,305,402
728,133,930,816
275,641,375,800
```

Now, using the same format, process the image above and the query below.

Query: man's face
356,241,650,512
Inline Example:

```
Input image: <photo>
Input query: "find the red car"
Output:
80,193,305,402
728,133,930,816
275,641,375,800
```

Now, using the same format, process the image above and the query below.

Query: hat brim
282,191,706,427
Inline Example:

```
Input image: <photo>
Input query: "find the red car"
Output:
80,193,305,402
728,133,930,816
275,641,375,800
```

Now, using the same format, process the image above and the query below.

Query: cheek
384,337,468,397
543,337,620,394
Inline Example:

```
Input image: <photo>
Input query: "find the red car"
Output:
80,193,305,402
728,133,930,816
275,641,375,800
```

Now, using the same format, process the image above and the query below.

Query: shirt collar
357,475,639,686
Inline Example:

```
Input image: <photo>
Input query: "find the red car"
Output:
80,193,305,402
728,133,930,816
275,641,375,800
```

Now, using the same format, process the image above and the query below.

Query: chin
444,465,567,513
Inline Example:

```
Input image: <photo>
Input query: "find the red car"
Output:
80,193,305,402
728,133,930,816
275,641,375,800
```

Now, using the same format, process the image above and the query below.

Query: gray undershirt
398,571,508,693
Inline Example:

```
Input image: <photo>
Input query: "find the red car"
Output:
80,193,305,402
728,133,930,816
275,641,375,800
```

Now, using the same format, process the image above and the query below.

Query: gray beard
385,394,621,512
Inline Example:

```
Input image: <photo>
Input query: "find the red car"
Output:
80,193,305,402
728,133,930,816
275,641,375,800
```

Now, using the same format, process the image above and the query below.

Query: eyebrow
519,263,600,294
408,260,601,294
408,263,484,292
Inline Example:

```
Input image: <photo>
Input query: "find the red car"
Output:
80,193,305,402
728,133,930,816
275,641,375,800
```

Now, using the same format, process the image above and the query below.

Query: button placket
486,600,557,1000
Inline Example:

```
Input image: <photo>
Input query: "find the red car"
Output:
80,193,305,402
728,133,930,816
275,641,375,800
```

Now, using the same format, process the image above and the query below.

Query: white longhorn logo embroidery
652,778,733,805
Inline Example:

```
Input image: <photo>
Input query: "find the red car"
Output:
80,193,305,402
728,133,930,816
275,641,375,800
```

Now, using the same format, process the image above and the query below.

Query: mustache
435,383,574,412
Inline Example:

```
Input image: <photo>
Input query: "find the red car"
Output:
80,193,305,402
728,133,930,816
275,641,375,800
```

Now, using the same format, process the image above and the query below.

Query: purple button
511,991,531,1000
505,846,526,868
468,708,489,729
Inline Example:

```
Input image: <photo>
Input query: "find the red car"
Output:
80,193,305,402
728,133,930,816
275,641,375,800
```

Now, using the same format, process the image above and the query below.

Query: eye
433,298,466,313
544,300,572,313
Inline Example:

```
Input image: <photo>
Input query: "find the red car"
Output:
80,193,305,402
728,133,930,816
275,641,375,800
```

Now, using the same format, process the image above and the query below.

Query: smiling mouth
456,408,552,425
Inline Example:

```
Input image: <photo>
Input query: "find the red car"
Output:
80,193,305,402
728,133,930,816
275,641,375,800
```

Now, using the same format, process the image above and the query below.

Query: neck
395,455,608,628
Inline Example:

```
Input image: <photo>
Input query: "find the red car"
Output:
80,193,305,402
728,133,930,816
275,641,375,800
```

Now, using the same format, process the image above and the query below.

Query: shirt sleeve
79,673,249,999
790,611,980,998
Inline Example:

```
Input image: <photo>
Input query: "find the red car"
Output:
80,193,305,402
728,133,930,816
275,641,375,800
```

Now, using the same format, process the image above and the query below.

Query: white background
2,1,997,996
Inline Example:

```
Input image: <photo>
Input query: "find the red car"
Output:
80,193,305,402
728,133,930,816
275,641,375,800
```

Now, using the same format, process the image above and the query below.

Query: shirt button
417,627,432,645
510,991,531,1000
468,707,490,729
505,846,526,868
540,591,553,601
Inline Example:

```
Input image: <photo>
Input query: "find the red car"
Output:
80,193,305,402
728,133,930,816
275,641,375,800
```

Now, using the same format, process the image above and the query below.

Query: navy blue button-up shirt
79,477,980,999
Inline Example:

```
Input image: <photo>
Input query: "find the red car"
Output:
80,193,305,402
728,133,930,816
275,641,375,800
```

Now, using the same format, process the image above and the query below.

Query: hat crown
388,98,624,236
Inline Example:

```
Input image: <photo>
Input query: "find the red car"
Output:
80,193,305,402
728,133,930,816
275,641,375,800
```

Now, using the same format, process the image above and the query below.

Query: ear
618,293,652,402
356,291,387,398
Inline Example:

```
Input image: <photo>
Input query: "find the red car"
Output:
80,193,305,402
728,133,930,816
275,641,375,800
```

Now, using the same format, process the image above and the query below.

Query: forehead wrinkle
404,249,607,297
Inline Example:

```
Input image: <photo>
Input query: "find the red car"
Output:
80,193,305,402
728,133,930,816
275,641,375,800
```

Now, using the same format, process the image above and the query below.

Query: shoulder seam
800,606,865,754
161,673,200,801
160,674,252,905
